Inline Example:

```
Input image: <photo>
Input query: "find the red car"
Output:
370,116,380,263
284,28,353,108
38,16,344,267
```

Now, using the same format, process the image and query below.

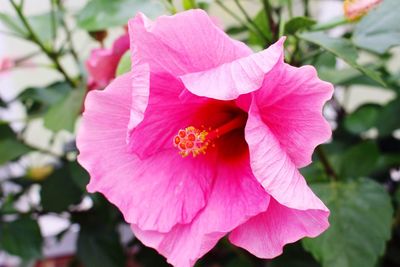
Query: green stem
290,38,300,66
215,0,263,43
316,146,338,181
262,0,277,42
287,0,293,18
10,0,76,88
233,0,270,44
163,0,177,14
50,0,57,44
278,11,285,38
57,1,81,72
303,0,309,17
14,50,41,64
15,133,65,158
0,30,24,39
311,17,348,31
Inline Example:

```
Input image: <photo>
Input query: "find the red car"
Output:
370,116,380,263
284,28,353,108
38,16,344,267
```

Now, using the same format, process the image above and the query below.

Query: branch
316,146,338,180
233,0,271,44
262,0,277,42
215,0,265,44
9,0,77,88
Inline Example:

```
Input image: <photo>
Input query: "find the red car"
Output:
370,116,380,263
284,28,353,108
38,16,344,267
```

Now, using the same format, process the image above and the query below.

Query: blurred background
0,0,399,266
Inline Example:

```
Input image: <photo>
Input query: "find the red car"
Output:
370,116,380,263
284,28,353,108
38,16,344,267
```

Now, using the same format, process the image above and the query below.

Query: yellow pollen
173,126,209,157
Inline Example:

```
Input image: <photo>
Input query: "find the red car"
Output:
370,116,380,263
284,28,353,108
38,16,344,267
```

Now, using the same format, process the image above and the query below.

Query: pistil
173,113,247,157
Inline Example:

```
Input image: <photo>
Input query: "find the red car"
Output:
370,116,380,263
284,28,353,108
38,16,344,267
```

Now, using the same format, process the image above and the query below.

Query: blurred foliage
0,0,400,267
303,179,393,267
76,0,164,31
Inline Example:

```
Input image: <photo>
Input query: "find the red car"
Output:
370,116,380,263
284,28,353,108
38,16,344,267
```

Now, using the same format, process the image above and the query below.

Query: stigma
173,126,209,157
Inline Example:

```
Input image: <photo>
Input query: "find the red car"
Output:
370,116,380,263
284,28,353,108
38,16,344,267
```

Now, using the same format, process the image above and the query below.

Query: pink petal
128,10,252,76
107,150,213,233
229,198,329,258
77,73,211,233
132,160,270,267
245,102,328,212
127,72,206,158
131,224,219,267
180,37,285,100
255,64,333,167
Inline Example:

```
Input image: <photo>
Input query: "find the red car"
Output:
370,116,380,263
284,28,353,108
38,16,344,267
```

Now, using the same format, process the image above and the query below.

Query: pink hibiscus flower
77,10,333,267
86,32,130,90
343,0,382,21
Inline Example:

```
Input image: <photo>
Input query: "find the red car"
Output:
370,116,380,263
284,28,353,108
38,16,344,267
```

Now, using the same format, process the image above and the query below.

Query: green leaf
353,0,400,54
0,124,31,165
115,51,131,76
68,161,90,191
0,97,6,108
338,141,380,179
18,82,71,115
226,258,253,267
301,161,329,183
344,104,381,134
28,13,61,47
0,139,31,165
0,217,43,260
270,242,319,267
313,51,337,69
375,153,400,173
284,16,316,35
298,32,386,86
248,10,273,47
303,179,393,267
40,166,83,212
318,67,387,88
44,88,85,132
183,0,197,10
376,98,400,137
77,226,125,267
77,0,164,31
134,244,171,267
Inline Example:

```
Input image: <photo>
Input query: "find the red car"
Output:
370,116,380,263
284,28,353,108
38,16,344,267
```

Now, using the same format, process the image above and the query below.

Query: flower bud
344,0,382,21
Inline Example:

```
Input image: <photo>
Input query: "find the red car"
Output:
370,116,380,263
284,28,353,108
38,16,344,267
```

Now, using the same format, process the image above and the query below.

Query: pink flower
77,10,333,267
344,0,382,21
86,33,130,90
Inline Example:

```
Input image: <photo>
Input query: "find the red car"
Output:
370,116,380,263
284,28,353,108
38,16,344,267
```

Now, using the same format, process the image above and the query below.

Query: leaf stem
9,0,76,88
14,50,41,64
290,38,300,65
233,0,270,44
215,0,264,43
311,17,348,31
50,0,57,44
287,0,293,18
0,30,25,39
317,146,338,180
56,0,81,72
162,0,177,14
303,0,309,17
262,0,277,41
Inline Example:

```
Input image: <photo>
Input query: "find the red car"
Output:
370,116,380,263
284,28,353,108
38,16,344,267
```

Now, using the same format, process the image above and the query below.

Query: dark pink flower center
174,100,248,162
